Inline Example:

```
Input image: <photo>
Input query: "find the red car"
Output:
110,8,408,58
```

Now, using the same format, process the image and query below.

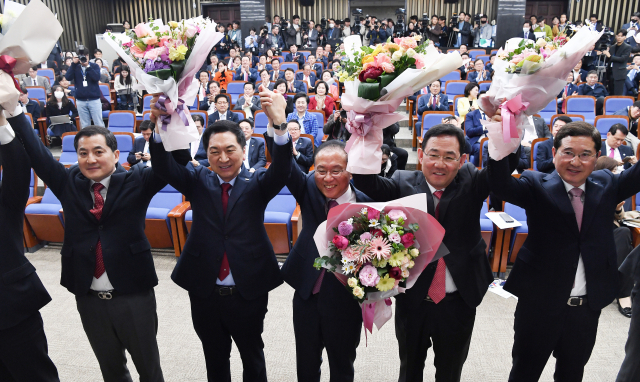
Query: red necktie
428,190,446,303
312,199,340,294
218,183,233,280
90,183,106,279
432,95,437,110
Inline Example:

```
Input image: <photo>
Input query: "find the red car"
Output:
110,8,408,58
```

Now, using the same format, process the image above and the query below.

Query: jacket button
89,246,94,252
224,235,229,240
98,225,103,230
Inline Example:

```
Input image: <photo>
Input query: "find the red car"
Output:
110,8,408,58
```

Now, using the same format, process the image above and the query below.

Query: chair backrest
594,115,629,138
24,112,33,126
149,184,182,209
226,81,246,104
478,81,491,93
421,111,454,135
266,193,296,213
232,110,246,121
189,95,199,110
550,114,585,127
440,71,461,82
99,84,111,101
300,134,315,149
142,110,151,121
41,187,61,205
108,111,136,133
254,111,269,130
114,133,134,164
444,80,469,99
190,111,208,128
274,56,284,63
538,99,559,125
453,95,464,116
59,134,78,165
468,49,486,59
566,96,595,115
504,203,526,221
308,110,325,126
299,51,311,61
26,87,46,103
142,94,154,113
37,68,55,84
281,62,299,72
604,96,634,115
531,137,549,171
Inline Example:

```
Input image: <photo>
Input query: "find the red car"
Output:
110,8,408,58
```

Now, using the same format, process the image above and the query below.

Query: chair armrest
25,196,43,207
291,204,301,246
37,117,48,146
168,201,191,219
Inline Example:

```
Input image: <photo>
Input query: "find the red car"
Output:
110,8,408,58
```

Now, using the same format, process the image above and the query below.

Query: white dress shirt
89,176,115,291
243,138,252,169
604,141,624,172
426,182,458,293
191,134,202,159
334,184,356,205
142,140,151,167
561,179,587,296
219,111,227,121
523,116,540,145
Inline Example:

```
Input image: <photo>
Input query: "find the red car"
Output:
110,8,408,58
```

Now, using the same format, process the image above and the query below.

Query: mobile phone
499,213,514,223
623,156,633,163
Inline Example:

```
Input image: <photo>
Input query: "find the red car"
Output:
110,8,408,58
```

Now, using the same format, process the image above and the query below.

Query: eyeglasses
316,169,345,177
559,150,596,162
425,153,460,164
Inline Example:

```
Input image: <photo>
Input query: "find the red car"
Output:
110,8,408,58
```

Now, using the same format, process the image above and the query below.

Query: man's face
272,27,280,35
293,18,300,25
229,49,236,57
430,81,441,94
616,32,626,44
239,121,254,141
207,131,245,182
459,45,467,54
566,72,574,82
418,135,465,190
261,71,270,83
630,106,640,119
259,56,266,65
633,56,640,66
481,17,487,24
244,84,253,97
295,97,307,113
539,19,545,26
316,48,323,57
195,121,204,135
19,92,28,103
607,130,627,149
285,70,294,81
290,45,297,54
314,149,351,199
216,97,229,113
309,21,315,29
272,60,280,71
474,60,484,71
199,72,209,84
28,68,37,78
465,15,470,22
303,65,311,76
308,55,316,64
590,17,597,24
553,135,598,188
76,134,119,182
211,56,218,66
381,153,389,164
241,57,250,69
274,16,280,24
552,120,567,136
141,129,152,142
586,74,598,86
287,121,301,140
574,60,583,71
94,51,102,59
325,45,331,53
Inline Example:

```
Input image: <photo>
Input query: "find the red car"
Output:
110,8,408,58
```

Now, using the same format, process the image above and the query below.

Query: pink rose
511,54,524,64
388,267,403,280
359,264,380,287
367,208,380,221
332,235,349,250
399,38,417,50
374,54,391,66
360,232,373,242
413,54,426,69
401,233,415,248
387,209,407,221
381,62,395,73
133,23,152,38
129,45,145,59
388,232,401,244
144,47,165,61
142,36,158,46
159,36,173,47
342,246,360,262
185,23,198,38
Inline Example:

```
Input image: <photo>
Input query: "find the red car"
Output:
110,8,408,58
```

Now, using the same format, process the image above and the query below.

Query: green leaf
358,81,381,100
170,61,185,81
519,39,525,47
407,57,416,66
379,73,396,89
146,69,173,81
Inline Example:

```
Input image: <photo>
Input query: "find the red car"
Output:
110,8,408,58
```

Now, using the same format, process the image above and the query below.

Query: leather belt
89,290,117,300
425,291,460,303
567,296,587,307
215,286,236,296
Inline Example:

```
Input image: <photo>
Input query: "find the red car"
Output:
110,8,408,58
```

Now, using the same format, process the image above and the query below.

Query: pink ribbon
345,110,374,137
361,298,392,346
500,94,529,143
155,94,192,131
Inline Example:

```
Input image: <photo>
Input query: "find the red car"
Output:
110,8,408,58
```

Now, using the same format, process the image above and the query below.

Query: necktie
428,190,446,303
90,183,106,279
273,71,277,80
313,199,340,294
32,78,36,86
289,82,293,92
244,72,248,81
218,183,233,281
432,95,437,110
569,188,584,231
525,32,528,39
609,148,615,158
562,85,569,113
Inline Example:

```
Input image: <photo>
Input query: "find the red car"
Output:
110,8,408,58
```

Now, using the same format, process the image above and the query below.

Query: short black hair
381,144,391,156
260,69,269,76
202,120,246,152
633,100,640,108
94,48,102,54
554,115,573,125
609,123,629,136
617,29,628,36
244,81,255,90
553,121,602,152
214,94,228,103
287,119,301,129
587,70,598,77
207,80,220,90
285,68,295,74
314,80,329,94
74,126,118,152
314,139,347,164
238,118,254,128
139,120,153,131
192,114,205,126
464,82,479,97
523,21,531,27
274,78,287,89
590,14,598,19
421,124,466,154
293,15,300,20
271,58,280,64
293,93,308,104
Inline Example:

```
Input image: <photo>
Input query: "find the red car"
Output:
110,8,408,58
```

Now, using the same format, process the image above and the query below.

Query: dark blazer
285,80,307,94
352,160,517,310
310,63,323,78
417,92,449,114
148,133,292,300
573,69,589,83
126,136,148,166
516,31,536,41
233,68,259,83
601,144,635,170
0,136,51,330
458,21,472,46
246,137,267,170
233,95,262,117
293,137,314,173
465,109,487,146
558,83,580,100
208,110,240,127
535,138,555,173
488,154,640,311
532,116,552,139
466,70,492,83
610,43,633,80
284,52,305,66
295,72,317,88
9,112,189,296
24,100,41,124
268,69,285,81
578,83,609,98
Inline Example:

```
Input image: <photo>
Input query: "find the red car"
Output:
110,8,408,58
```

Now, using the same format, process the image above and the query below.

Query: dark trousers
508,300,600,382
595,97,605,115
190,289,268,382
615,227,635,298
76,288,163,382
616,285,640,381
292,274,362,382
391,146,409,170
0,312,59,382
396,293,476,382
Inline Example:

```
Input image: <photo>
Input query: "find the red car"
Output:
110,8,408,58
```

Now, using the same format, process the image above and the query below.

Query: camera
340,109,347,120
77,45,88,63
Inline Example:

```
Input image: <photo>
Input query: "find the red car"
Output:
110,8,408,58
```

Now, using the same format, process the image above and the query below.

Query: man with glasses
191,95,240,167
287,120,313,172
352,124,519,382
488,121,640,382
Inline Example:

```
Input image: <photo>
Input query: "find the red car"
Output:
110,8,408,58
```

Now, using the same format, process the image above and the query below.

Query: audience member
467,59,491,83
234,82,262,120
214,61,234,90
534,17,553,38
18,86,40,128
56,75,75,97
572,60,589,84
418,80,449,115
45,85,78,139
286,119,313,172
465,93,488,167
238,119,267,173
284,69,306,93
200,81,221,114
558,72,579,113
323,109,350,142
94,58,110,83
66,48,104,127
127,120,153,168
521,114,553,160
578,70,609,115
234,56,259,83
189,115,205,168
536,115,572,173
285,44,305,66
379,144,398,178
320,71,340,99
23,66,52,94
458,82,480,120
114,66,138,111
274,79,294,115
613,101,640,148
296,64,317,90
286,93,320,146
624,55,640,96
382,122,409,170
207,94,239,128
308,81,335,119
602,124,637,172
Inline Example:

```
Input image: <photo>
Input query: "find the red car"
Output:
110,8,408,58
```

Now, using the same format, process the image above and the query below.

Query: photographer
315,25,327,50
438,16,449,47
257,26,270,56
306,20,319,49
473,14,492,48
65,47,104,128
425,15,442,45
604,29,633,95
323,109,351,142
267,25,285,52
213,24,231,60
228,21,242,51
286,15,303,49
366,23,381,46
245,27,259,54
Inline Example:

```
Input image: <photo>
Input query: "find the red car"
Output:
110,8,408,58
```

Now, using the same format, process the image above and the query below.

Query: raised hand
259,84,286,127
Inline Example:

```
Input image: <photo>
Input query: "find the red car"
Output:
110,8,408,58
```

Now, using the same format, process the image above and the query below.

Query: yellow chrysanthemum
389,250,406,267
385,43,401,53
169,45,188,61
376,274,396,292
168,21,179,29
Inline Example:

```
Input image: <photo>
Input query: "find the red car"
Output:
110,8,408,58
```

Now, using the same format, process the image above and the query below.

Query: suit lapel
541,173,580,236
101,166,126,219
438,179,459,220
74,174,96,222
414,177,435,216
227,168,251,216
580,177,604,235
208,171,224,222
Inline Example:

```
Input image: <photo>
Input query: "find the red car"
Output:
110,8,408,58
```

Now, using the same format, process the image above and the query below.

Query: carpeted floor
28,246,631,381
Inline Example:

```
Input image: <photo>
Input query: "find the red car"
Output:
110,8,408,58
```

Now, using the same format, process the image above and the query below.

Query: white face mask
523,28,530,33
329,23,335,28
54,91,64,99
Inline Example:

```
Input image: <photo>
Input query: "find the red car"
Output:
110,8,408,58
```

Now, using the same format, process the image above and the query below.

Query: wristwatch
277,122,288,131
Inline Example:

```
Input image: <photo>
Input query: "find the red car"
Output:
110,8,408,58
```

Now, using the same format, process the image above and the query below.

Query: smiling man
488,121,640,382
352,124,519,382
2,99,191,381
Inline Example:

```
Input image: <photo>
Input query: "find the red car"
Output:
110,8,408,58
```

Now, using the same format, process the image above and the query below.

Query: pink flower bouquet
479,26,602,160
106,17,224,151
313,194,446,335
339,35,462,174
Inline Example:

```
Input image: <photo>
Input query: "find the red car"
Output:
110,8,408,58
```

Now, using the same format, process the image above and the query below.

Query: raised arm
351,172,401,202
0,134,32,211
487,152,535,209
148,130,197,199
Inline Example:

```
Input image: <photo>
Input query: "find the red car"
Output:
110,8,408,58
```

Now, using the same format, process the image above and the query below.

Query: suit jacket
532,116,552,139
126,136,149,166
535,138,555,173
516,31,536,41
284,52,305,66
295,72,317,88
268,69,285,81
352,162,519,309
208,110,240,127
194,111,243,166
578,83,609,98
466,70,492,83
149,132,292,299
601,144,634,170
558,83,580,100
9,112,189,296
0,136,51,330
417,92,449,114
573,69,589,83
310,63,323,78
24,100,41,124
488,154,640,311
234,68,259,83
292,137,313,173
458,21,472,46
465,109,487,146
285,80,306,94
610,43,633,80
22,75,51,94
233,95,262,117
246,137,267,170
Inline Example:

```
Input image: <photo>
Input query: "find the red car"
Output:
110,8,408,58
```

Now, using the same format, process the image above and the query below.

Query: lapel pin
244,178,250,181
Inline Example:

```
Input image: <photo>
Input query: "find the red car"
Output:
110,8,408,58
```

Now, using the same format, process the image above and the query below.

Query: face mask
523,28,530,33
329,23,335,28
54,91,64,99
481,20,487,24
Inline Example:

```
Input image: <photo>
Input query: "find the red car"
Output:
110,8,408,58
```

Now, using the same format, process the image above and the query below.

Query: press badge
83,81,88,87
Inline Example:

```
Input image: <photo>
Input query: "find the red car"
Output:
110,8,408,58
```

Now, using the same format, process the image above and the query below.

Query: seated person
286,93,321,147
323,108,350,142
458,82,480,120
233,82,262,120
257,69,273,91
189,114,205,168
466,59,492,83
18,86,41,128
22,66,52,94
624,54,640,96
285,44,305,66
582,44,601,72
127,121,153,168
481,141,529,172
572,59,589,84
379,144,398,178
274,79,294,115
521,114,552,160
239,119,267,173
321,70,340,99
458,53,472,80
417,80,450,116
535,115,572,173
383,122,409,170
254,55,272,72
287,119,313,173
308,81,335,119
578,70,608,114
283,68,306,93
602,123,637,172
113,66,138,110
199,80,221,114
94,58,111,83
44,85,78,139
234,56,259,83
443,115,472,154
208,94,240,127
197,71,210,100
485,54,496,77
268,59,285,81
613,101,640,145
307,54,323,78
464,93,489,166
296,64,317,90
56,75,75,97
557,72,579,113
213,61,234,90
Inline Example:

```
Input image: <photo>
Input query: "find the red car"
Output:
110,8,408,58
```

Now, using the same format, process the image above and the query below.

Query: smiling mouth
324,184,336,190
218,164,232,171
432,171,446,176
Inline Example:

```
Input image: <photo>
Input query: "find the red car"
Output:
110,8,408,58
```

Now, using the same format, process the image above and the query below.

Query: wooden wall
568,0,639,32
269,0,350,24
112,0,203,26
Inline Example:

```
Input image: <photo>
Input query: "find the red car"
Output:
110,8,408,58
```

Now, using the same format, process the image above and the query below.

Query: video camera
448,13,459,28
394,8,406,37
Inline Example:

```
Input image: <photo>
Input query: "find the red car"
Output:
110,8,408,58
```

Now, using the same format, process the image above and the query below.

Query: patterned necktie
569,188,584,231
90,183,106,278
218,183,233,281
432,95,437,110
313,199,340,294
609,148,615,158
428,190,446,303
244,71,248,81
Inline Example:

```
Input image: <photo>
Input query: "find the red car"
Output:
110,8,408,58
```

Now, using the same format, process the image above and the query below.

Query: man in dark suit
578,70,609,115
604,30,632,95
0,112,59,381
558,73,580,113
613,102,640,142
417,81,449,115
284,69,307,94
269,59,285,82
233,82,262,120
601,124,637,170
296,64,317,90
466,59,492,83
465,108,489,166
307,55,324,78
284,44,305,66
126,121,153,168
517,21,536,41
536,116,572,173
208,94,240,127
623,55,640,96
488,121,640,382
6,105,191,381
572,60,589,84
316,47,328,69
286,120,313,172
234,56,259,84
18,87,41,128
148,88,292,381
453,12,472,47
617,245,640,382
239,119,267,173
352,124,518,382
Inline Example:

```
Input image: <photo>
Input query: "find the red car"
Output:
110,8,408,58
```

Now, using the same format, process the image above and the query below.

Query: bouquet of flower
479,26,602,161
338,35,462,174
313,194,446,336
106,17,224,151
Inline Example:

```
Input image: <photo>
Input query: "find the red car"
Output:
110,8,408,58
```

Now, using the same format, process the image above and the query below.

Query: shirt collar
90,174,112,190
425,181,445,195
216,174,237,187
560,178,586,194
334,185,355,204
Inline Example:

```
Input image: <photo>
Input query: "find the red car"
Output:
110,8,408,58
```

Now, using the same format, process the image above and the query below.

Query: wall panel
270,0,350,25
408,0,498,25
568,0,640,32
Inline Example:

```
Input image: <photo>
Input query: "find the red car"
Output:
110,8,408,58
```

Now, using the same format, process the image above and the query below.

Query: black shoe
618,300,632,318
